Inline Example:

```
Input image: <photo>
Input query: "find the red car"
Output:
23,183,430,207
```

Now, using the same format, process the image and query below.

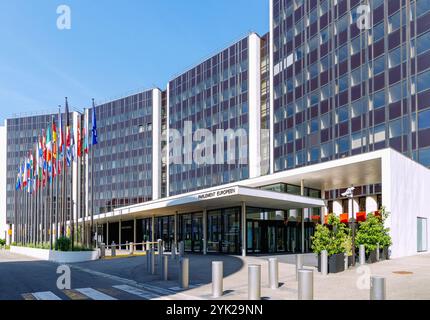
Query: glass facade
207,208,241,254
247,206,318,254
5,113,77,225
168,36,252,196
89,90,155,214
272,0,430,171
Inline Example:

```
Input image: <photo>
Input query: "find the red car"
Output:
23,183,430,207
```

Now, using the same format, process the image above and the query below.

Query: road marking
69,264,202,300
113,284,165,300
62,289,90,300
76,288,117,300
32,291,62,300
21,293,36,300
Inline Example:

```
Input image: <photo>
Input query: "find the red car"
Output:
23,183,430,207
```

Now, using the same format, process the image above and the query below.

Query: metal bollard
146,249,151,272
370,276,386,300
100,243,105,258
212,261,223,298
268,258,279,289
158,239,164,265
179,257,189,289
376,243,380,261
296,254,304,280
359,245,366,265
111,242,116,257
298,269,314,300
321,250,328,276
151,248,156,275
171,242,177,260
344,253,348,270
179,241,185,257
162,255,169,281
248,264,261,300
130,242,134,255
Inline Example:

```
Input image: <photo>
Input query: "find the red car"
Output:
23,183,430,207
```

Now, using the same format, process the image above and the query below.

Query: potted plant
312,214,349,274
342,234,354,267
356,213,382,263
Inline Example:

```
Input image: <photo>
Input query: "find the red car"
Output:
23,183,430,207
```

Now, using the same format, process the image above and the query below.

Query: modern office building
1,111,83,244
167,33,264,197
88,89,162,215
2,0,430,257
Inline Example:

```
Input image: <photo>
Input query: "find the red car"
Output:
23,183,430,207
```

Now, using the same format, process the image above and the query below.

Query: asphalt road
0,250,146,300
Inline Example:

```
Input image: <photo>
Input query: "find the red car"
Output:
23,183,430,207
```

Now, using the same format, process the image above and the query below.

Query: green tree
311,214,351,256
356,210,392,253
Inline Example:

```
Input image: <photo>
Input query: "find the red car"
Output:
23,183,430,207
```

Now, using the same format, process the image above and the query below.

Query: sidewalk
73,252,430,300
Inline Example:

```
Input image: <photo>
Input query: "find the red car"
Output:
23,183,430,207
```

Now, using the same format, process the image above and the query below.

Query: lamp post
349,217,357,267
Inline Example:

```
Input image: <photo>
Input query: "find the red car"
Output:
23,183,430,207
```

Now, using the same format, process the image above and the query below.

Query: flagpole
24,186,26,244
55,155,59,245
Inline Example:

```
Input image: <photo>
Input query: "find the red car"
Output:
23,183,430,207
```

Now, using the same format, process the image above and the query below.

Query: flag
77,116,82,158
83,124,88,154
46,124,53,182
52,117,58,177
58,106,63,174
15,165,21,191
26,154,31,193
42,129,47,186
92,99,98,146
38,135,43,182
23,156,28,188
65,97,73,166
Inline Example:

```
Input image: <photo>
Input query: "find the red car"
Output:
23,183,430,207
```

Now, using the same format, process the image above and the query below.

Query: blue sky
0,0,268,122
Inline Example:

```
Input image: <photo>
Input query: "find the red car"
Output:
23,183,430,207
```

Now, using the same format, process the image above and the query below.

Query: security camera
341,186,355,198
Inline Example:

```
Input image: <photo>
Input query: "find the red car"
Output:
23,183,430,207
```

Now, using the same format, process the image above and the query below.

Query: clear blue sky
0,0,268,122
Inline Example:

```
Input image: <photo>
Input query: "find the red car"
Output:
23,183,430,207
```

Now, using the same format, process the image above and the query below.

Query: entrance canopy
89,185,325,223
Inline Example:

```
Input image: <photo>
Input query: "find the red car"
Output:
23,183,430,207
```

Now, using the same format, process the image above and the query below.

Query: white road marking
113,284,165,300
69,265,201,300
32,291,62,300
76,288,117,300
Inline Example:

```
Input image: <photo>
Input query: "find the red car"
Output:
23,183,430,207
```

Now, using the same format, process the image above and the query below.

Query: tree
311,214,351,256
356,209,392,253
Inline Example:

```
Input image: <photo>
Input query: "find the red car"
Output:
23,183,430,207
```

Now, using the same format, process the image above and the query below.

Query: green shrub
0,239,6,247
72,245,93,252
56,237,71,252
311,214,351,256
356,209,392,253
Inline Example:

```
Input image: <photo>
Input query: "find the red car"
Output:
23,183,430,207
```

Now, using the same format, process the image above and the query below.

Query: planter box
317,253,345,274
10,246,99,263
366,249,378,264
380,247,390,260
329,253,346,273
348,254,355,267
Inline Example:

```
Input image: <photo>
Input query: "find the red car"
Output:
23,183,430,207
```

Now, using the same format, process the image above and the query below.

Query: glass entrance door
247,220,286,254
178,212,203,253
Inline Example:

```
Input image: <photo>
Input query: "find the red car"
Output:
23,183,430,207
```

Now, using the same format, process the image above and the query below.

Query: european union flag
92,99,98,146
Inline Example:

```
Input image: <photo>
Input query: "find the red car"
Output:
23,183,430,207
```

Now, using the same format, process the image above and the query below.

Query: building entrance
247,220,285,253
246,207,318,254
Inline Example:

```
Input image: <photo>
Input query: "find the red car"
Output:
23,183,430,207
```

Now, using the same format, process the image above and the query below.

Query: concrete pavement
2,249,430,300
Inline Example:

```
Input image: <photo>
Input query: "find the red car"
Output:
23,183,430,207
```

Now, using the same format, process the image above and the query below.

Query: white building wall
248,33,262,179
269,0,275,174
382,150,430,258
0,124,7,242
366,195,378,212
152,89,162,200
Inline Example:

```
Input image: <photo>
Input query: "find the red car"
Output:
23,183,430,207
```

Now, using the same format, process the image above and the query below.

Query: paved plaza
2,248,429,300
